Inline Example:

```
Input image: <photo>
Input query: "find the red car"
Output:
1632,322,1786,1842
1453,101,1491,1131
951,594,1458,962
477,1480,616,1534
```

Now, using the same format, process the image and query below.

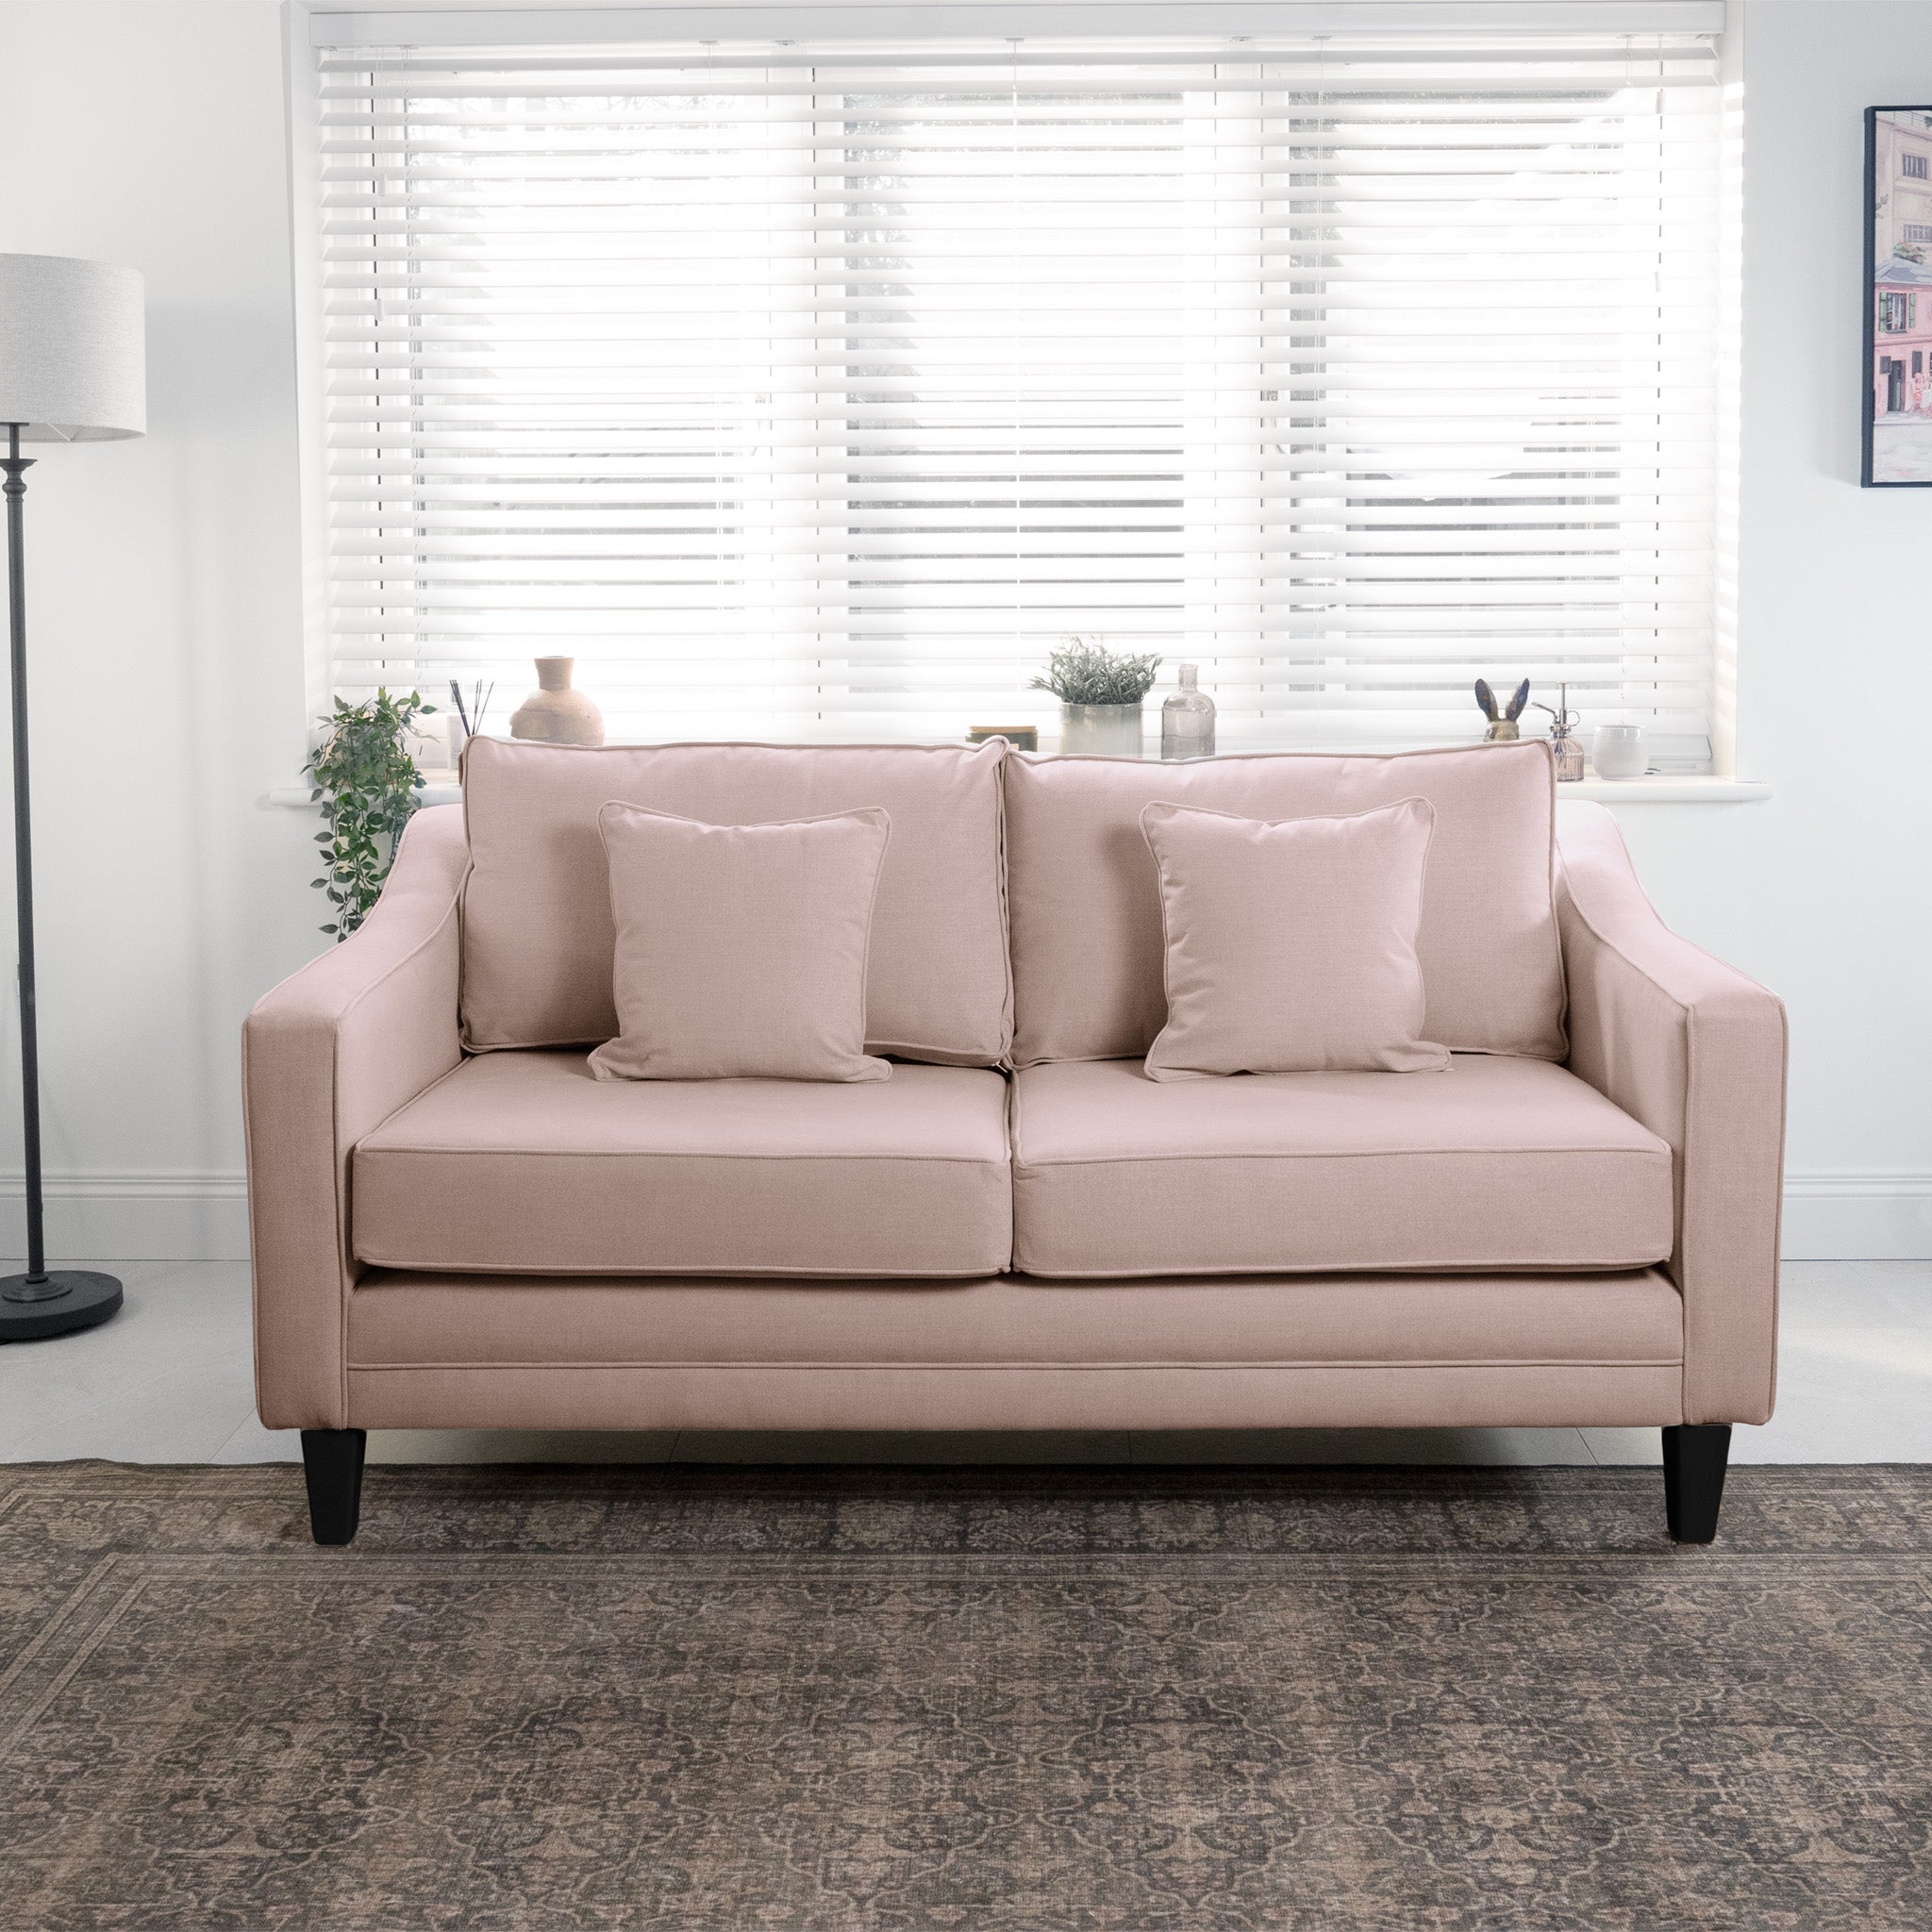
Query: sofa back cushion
460,737,1010,1065
1004,741,1564,1065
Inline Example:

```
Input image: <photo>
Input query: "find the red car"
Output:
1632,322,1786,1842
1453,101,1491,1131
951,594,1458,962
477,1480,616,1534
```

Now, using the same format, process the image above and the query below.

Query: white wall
0,0,1926,1260
0,1,315,1257
1618,0,1932,1257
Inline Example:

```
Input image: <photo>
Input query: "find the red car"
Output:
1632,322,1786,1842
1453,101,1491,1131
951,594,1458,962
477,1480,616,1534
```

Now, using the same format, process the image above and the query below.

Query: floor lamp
0,256,145,1341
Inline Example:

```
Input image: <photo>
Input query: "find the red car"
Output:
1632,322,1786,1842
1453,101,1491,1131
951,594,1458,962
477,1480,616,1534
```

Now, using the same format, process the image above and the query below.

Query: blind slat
313,28,1723,759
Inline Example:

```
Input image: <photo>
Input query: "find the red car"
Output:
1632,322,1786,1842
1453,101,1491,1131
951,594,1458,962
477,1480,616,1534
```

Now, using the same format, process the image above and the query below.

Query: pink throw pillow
590,803,892,1083
1140,798,1449,1079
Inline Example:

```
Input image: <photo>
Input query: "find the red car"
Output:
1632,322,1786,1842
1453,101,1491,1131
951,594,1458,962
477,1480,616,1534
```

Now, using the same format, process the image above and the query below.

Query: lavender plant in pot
1031,638,1162,756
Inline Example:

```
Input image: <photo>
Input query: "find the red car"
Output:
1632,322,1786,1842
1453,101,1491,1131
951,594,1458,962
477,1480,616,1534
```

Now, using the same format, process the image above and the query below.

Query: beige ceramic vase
509,657,604,746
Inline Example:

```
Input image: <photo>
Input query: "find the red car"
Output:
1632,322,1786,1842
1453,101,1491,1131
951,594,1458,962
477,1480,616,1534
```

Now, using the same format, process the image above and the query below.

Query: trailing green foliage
1029,637,1163,707
304,689,434,941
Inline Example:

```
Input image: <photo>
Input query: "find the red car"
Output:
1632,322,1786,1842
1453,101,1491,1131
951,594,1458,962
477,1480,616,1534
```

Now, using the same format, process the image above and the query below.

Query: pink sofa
244,739,1786,1545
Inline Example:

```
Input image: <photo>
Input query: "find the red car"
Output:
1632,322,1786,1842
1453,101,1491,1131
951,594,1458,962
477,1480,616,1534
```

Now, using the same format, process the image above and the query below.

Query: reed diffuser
447,677,495,766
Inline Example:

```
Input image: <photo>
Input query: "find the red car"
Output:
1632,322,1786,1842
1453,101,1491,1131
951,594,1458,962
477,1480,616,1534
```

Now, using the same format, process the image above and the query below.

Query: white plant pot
1059,702,1144,757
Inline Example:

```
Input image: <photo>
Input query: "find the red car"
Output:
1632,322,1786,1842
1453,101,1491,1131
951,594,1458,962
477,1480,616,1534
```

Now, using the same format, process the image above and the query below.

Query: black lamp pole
0,423,122,1339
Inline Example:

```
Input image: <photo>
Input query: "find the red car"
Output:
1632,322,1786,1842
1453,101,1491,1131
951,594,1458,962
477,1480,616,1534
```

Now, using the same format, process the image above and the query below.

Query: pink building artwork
1866,107,1932,483
1874,258,1932,415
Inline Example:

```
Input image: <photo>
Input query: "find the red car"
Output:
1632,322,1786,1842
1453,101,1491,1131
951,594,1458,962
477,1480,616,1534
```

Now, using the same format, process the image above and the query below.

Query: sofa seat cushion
353,1051,1012,1277
1010,1055,1673,1277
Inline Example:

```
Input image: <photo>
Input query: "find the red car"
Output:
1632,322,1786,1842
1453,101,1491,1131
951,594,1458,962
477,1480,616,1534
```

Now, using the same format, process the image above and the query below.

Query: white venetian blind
313,28,1724,759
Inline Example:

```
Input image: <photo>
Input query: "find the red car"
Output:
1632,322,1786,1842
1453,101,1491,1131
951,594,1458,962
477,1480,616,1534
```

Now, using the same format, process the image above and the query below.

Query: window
1906,224,1932,244
1905,151,1929,179
310,25,1727,764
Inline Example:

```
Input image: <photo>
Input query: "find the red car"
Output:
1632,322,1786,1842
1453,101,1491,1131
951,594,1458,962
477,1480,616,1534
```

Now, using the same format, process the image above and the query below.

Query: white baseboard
1779,1174,1932,1261
0,1171,251,1262
2,1171,1928,1267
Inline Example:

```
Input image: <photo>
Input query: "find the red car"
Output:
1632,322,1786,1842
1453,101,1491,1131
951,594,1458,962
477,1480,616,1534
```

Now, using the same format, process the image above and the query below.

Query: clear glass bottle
1161,663,1216,760
1535,681,1586,782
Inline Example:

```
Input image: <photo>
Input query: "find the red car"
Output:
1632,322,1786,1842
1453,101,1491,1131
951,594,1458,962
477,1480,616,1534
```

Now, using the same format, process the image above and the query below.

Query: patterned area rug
1,1461,1929,1930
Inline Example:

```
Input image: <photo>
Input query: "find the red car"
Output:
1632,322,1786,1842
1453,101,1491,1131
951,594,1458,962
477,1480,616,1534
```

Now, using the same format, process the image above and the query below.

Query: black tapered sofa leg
301,1428,367,1546
1662,1424,1731,1543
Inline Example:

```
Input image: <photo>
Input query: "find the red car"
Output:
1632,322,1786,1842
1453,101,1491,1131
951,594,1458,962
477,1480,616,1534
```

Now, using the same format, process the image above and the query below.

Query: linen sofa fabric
351,1268,1683,1371
1005,741,1565,1067
343,1268,1685,1433
353,1051,1012,1278
1010,1054,1673,1278
1556,801,1789,1425
345,1347,1684,1434
244,804,469,1429
1141,797,1447,1079
458,736,1010,1065
591,802,891,1084
242,748,1786,1457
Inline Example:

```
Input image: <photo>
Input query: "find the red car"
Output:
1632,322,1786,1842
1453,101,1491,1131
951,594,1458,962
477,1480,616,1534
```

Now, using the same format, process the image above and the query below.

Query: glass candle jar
1592,724,1646,780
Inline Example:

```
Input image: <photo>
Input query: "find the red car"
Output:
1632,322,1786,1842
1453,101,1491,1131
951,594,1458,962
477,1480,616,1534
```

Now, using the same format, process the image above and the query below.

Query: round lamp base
0,1271,124,1341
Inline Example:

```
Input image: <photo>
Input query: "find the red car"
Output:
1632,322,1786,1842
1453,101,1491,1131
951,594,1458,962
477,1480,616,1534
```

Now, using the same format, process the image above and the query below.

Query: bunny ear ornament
1474,676,1531,741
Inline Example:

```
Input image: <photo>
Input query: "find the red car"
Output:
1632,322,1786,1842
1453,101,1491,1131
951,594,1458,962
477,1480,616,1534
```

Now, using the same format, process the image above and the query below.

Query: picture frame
1863,106,1932,485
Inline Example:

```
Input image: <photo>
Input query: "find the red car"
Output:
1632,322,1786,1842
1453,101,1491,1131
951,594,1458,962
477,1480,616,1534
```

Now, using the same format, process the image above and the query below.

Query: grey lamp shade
0,255,145,441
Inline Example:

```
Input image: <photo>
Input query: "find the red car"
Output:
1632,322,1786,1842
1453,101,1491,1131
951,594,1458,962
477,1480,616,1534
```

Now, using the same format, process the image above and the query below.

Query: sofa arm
244,805,468,1427
1555,802,1787,1424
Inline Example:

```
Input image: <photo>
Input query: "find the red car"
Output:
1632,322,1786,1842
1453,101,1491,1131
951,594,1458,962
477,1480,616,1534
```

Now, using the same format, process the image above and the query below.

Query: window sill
1557,776,1770,804
268,769,1769,808
269,781,463,810
269,773,1771,812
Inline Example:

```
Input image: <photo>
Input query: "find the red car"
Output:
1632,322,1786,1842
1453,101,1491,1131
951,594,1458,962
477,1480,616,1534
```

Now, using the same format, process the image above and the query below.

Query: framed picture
1864,107,1932,485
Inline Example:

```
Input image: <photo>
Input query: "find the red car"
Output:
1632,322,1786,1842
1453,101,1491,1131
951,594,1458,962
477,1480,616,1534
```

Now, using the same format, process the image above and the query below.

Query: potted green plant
1030,638,1163,756
304,688,435,941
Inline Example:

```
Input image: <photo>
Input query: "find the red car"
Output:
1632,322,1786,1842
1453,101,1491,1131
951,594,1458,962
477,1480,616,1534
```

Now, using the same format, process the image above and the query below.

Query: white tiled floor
2,1258,1927,1466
